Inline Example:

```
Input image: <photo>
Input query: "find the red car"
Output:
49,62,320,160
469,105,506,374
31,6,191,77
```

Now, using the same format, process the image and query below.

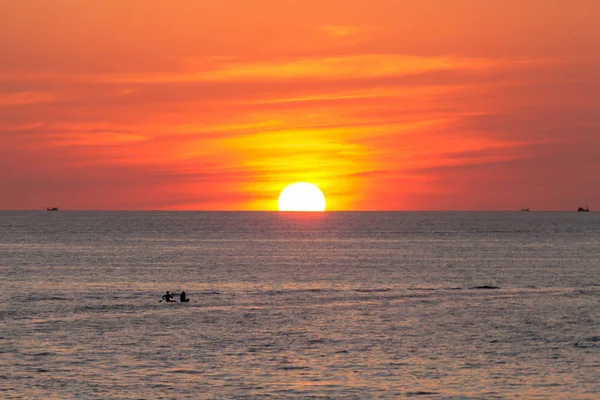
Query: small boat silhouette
46,207,59,211
577,206,589,212
521,208,530,212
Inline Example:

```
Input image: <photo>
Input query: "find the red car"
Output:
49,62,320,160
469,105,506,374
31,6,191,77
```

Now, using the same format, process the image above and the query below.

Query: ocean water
2,211,600,399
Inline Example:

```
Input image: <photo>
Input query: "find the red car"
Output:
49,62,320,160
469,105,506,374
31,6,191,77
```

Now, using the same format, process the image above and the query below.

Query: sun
278,182,326,212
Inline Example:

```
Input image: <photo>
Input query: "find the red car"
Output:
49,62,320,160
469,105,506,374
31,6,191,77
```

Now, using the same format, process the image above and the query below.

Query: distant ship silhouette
577,206,589,212
46,207,59,211
521,208,530,212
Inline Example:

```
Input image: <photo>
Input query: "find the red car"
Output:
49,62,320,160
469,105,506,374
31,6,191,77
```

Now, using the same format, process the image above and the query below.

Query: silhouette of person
162,291,173,302
180,291,189,302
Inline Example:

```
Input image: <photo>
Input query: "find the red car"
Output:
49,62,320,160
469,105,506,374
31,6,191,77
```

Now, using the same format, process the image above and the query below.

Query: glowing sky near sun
1,0,599,210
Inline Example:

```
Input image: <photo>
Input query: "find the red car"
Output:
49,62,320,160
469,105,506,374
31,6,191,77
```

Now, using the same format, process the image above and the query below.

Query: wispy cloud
320,25,365,38
0,91,56,107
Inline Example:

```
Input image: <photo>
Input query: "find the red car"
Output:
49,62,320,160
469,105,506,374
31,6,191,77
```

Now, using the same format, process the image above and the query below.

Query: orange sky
1,0,599,210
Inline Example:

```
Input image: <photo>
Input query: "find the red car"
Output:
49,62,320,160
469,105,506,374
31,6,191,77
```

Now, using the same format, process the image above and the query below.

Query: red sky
1,0,599,210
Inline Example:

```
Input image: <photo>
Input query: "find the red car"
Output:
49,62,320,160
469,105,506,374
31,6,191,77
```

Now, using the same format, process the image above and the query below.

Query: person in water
162,291,173,302
180,291,189,302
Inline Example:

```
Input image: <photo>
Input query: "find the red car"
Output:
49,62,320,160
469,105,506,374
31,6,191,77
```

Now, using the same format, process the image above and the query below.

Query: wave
24,296,70,302
470,285,501,290
278,366,309,370
574,336,600,348
406,391,440,396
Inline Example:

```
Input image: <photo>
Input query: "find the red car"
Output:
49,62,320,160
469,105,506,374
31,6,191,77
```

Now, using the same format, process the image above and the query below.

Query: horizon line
0,209,594,213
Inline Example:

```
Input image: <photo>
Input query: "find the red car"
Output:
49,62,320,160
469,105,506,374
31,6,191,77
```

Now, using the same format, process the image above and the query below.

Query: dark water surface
2,211,600,398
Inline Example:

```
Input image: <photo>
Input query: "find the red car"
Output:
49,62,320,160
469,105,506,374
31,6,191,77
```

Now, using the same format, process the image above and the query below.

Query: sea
1,211,599,399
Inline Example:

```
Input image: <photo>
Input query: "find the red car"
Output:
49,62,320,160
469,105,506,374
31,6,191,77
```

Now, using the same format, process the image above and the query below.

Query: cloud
0,91,56,107
1,53,516,86
320,25,365,38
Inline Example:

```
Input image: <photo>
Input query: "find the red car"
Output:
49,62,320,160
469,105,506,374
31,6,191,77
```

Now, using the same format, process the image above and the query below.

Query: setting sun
278,183,326,212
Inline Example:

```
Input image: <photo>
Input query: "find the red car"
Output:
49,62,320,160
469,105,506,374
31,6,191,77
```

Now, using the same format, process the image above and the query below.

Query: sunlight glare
278,182,326,211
